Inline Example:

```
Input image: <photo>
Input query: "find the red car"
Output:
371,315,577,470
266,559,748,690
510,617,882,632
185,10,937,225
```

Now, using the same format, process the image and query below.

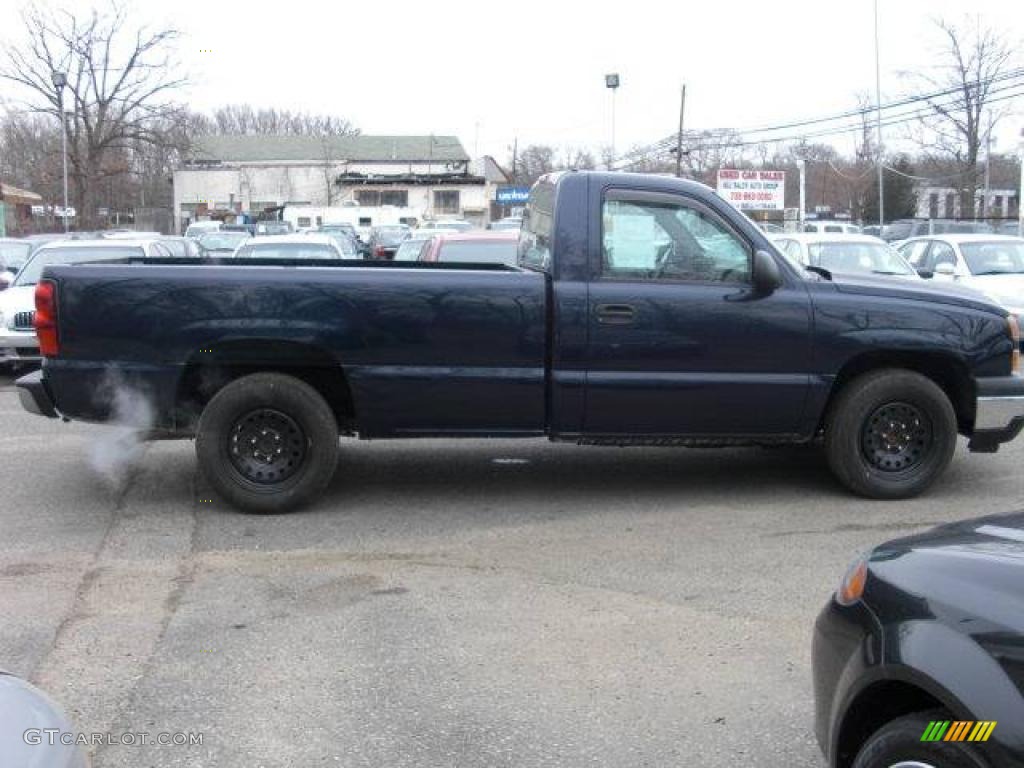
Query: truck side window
601,198,751,283
519,182,554,271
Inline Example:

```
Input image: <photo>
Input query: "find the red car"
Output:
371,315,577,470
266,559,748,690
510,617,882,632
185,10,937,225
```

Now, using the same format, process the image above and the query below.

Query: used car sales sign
716,169,786,211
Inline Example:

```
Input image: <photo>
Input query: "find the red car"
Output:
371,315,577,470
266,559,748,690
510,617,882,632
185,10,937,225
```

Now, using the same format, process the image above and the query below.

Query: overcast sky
7,0,1024,164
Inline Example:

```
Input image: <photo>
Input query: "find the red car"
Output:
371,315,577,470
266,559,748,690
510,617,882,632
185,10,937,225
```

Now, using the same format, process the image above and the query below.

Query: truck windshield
806,242,915,276
960,241,1024,275
14,246,143,286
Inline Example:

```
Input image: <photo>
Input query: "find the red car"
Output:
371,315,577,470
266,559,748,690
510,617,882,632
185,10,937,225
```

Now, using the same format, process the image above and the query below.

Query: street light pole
605,73,620,170
873,0,884,228
51,70,69,233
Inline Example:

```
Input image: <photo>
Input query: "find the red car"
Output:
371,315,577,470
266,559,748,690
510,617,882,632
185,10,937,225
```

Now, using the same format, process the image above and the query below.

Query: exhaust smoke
88,369,156,489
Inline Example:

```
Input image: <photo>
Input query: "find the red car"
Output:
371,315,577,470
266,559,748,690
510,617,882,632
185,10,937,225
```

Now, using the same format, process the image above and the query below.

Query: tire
852,710,990,768
825,369,957,499
195,372,338,513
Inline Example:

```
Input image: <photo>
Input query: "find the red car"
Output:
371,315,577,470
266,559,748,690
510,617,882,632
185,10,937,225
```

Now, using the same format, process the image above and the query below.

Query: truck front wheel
196,373,338,513
825,369,957,499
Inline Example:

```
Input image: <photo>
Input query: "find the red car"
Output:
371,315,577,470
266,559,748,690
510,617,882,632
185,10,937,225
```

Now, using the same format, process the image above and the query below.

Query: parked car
197,230,250,255
813,511,1024,768
101,230,163,240
319,223,360,242
419,231,519,266
861,225,883,238
231,233,347,260
1,239,169,366
392,236,434,262
489,217,523,232
804,221,862,234
15,171,1024,513
0,668,87,768
897,235,1024,314
157,236,203,259
221,223,256,235
771,234,920,279
254,221,293,236
317,226,361,257
423,219,473,233
184,220,222,239
366,224,411,260
883,218,995,243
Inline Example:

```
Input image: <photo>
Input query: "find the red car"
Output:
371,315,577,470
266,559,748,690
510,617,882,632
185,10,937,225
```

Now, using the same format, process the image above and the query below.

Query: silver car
0,669,87,768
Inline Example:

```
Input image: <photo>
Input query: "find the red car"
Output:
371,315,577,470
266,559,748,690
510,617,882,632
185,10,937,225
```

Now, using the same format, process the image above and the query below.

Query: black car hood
829,273,1004,315
874,511,1024,562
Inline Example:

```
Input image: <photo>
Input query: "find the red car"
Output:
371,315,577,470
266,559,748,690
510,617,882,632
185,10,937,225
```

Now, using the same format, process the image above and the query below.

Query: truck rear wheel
196,373,338,513
825,369,956,499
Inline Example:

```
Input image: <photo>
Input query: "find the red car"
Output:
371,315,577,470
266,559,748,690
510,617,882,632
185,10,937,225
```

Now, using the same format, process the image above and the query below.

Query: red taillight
34,279,59,357
374,245,385,258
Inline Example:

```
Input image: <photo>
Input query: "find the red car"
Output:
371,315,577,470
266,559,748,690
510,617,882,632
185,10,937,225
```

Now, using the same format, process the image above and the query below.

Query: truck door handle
595,303,636,324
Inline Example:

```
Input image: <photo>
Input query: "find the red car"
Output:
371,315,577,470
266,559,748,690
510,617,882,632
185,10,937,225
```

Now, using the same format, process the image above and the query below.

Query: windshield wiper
972,270,1021,276
871,270,908,276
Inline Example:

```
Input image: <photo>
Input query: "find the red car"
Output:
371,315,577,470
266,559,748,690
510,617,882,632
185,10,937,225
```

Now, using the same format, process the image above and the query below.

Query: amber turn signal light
836,557,869,606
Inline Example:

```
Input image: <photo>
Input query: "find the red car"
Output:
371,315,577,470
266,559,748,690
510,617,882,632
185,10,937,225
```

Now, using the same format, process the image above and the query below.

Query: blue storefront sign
495,186,531,205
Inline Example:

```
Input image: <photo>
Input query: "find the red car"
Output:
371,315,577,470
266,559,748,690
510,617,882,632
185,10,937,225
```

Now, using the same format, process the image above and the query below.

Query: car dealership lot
1,373,1021,768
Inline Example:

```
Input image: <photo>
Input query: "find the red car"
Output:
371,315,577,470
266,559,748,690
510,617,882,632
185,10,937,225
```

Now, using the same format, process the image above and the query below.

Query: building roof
0,183,43,205
187,135,470,165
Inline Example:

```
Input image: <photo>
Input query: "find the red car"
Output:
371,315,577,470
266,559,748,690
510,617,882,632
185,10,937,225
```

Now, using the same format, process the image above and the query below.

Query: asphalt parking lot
1,371,1022,768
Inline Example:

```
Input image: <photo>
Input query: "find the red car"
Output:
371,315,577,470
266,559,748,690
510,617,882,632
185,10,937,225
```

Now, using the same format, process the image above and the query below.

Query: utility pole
798,158,807,230
1018,130,1023,237
675,84,687,178
511,138,518,183
873,0,884,228
982,116,992,221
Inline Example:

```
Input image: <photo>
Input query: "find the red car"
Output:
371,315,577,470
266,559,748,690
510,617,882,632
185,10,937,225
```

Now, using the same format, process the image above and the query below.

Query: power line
613,81,1024,170
612,69,1024,169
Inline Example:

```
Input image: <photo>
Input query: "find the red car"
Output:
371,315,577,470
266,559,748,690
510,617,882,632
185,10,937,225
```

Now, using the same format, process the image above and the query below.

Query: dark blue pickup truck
17,171,1024,512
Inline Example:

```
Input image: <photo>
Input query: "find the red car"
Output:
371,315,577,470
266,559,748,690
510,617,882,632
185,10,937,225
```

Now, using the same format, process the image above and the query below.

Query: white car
184,220,222,239
231,233,348,260
802,221,862,234
770,233,920,279
0,239,170,365
896,234,1024,314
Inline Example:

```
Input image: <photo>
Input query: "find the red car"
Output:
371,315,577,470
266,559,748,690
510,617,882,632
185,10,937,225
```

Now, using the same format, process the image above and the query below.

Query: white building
172,135,510,233
915,185,1019,221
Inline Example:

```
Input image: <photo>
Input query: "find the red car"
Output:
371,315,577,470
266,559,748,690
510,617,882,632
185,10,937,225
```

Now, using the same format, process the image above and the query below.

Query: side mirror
933,262,956,277
752,250,782,294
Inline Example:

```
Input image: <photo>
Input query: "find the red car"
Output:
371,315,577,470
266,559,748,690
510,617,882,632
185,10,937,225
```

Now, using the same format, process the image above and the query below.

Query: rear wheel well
823,352,975,434
174,341,355,434
835,681,945,768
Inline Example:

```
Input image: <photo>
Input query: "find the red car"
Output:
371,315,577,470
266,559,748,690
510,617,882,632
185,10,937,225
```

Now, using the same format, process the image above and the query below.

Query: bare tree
908,17,1017,218
0,1,188,227
206,104,358,137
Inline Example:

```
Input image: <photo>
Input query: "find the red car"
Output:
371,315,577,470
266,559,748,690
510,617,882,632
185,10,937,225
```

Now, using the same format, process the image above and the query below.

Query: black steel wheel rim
861,401,933,473
227,408,307,485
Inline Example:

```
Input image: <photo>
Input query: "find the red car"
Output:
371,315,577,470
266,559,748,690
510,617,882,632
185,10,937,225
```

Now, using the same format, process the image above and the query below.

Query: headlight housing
1008,314,1021,376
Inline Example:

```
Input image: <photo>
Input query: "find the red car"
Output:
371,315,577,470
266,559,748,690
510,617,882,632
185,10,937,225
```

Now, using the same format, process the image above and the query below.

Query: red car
418,231,519,266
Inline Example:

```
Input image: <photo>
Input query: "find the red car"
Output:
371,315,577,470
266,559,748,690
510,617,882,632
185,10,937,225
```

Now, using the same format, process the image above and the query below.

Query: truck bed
41,260,548,437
